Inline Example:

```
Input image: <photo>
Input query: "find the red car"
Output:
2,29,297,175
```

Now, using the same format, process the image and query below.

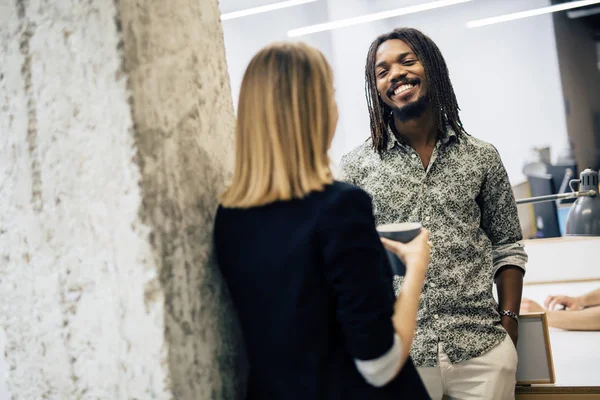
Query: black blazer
214,181,429,400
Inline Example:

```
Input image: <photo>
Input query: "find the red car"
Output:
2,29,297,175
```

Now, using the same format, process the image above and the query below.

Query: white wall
220,0,570,183
325,0,385,165
221,0,334,110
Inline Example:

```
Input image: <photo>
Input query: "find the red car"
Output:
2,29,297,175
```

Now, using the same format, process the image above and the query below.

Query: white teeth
394,84,413,95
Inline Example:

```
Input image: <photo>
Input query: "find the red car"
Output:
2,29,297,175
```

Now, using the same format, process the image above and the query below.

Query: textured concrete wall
117,0,246,398
0,0,244,398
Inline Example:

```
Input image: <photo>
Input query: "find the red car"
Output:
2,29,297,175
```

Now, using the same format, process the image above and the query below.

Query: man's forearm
546,306,600,331
495,265,524,345
495,265,524,313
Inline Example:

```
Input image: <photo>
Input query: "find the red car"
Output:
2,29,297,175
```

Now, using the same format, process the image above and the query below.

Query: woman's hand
520,298,544,313
380,229,431,277
544,295,584,311
381,229,431,368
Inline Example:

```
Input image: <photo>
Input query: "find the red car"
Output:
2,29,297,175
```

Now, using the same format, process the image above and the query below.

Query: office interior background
0,0,598,399
220,0,600,239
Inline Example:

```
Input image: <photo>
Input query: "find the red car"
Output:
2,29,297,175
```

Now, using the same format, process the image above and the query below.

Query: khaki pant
418,335,518,400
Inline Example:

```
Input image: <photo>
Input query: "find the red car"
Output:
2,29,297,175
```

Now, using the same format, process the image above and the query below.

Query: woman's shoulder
313,181,374,221
215,181,373,220
323,181,373,204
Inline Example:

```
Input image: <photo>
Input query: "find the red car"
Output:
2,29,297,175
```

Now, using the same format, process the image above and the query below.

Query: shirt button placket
420,179,427,225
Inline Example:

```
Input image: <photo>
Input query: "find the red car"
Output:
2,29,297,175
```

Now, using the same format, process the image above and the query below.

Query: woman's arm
581,289,600,308
381,234,430,362
318,186,429,387
522,298,600,331
546,306,600,331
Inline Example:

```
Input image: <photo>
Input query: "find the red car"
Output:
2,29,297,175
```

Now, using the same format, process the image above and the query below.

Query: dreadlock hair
365,28,466,156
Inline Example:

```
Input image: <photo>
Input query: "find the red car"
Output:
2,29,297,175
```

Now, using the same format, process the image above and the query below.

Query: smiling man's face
374,39,429,122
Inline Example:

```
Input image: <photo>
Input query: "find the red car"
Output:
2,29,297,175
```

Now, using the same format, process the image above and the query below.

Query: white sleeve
353,333,403,387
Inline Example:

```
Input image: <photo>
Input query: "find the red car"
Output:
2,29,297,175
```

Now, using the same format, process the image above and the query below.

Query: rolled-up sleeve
492,242,527,277
354,333,403,387
479,148,528,277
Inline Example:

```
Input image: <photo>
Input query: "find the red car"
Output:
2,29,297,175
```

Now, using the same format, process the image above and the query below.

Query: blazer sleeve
317,185,396,361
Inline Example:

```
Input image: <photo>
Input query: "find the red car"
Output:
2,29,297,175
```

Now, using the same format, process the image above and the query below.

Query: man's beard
392,94,429,123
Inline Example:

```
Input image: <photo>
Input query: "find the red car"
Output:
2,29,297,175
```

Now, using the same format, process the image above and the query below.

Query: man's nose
388,65,407,83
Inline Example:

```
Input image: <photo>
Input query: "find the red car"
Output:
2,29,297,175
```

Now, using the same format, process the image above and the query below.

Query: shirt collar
386,125,401,151
386,121,458,151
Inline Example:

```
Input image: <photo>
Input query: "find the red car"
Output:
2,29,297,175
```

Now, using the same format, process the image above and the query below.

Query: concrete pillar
0,0,245,398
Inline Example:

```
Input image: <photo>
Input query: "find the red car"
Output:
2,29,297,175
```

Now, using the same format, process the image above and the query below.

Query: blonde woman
214,42,431,399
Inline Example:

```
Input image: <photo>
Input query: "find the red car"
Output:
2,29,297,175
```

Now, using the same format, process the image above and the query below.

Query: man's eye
377,70,387,77
403,60,417,66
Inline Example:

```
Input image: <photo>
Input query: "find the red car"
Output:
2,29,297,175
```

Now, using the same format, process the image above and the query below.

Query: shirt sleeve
478,147,528,276
354,333,403,387
317,186,398,364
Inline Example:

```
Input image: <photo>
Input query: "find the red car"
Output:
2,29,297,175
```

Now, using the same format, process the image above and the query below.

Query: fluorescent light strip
221,0,318,21
288,0,473,37
467,0,600,28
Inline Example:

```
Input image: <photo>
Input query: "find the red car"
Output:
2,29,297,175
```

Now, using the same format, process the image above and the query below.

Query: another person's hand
520,298,544,314
380,229,431,277
544,295,583,311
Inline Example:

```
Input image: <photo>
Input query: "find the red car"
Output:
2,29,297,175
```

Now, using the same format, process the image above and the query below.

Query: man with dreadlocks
339,28,527,399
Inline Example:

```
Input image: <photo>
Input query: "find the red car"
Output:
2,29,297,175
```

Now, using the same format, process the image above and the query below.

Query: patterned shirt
339,126,528,367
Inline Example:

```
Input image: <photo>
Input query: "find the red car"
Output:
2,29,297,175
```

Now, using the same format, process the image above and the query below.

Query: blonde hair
220,42,337,208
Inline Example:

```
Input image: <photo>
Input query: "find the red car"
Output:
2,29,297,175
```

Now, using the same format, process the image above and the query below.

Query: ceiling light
287,0,473,37
221,0,318,21
467,0,600,28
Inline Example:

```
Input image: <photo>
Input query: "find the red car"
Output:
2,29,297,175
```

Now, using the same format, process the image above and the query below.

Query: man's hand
501,316,519,347
520,298,545,313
